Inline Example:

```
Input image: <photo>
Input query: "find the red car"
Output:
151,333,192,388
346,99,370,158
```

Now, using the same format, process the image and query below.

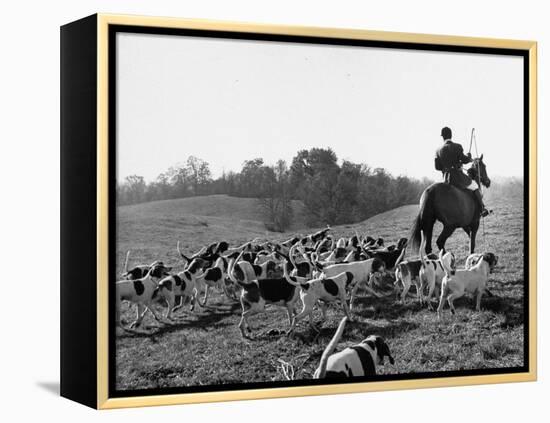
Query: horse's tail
410,214,422,255
410,190,432,255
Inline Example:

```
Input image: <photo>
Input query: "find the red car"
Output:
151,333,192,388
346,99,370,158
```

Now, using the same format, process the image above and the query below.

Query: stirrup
481,208,492,217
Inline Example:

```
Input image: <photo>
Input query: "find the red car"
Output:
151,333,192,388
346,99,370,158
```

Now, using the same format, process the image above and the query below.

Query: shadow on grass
118,302,242,339
483,295,524,328
352,294,425,320
291,316,419,347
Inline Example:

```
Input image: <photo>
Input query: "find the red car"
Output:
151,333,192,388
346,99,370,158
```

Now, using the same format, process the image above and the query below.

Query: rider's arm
458,145,472,164
434,155,443,171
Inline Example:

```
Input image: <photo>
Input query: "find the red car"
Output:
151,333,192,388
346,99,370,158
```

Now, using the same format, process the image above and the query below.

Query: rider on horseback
435,127,489,217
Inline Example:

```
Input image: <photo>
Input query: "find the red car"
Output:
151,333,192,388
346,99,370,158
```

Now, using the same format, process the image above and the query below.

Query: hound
154,270,200,320
255,250,283,265
343,246,367,263
335,237,348,249
284,243,316,278
121,251,172,280
465,253,485,269
437,251,498,317
230,250,280,285
320,246,349,264
228,252,300,338
115,263,171,329
176,242,210,264
273,236,301,256
193,256,230,307
283,264,355,333
308,226,331,244
314,257,386,309
314,317,395,378
393,235,453,305
364,238,408,271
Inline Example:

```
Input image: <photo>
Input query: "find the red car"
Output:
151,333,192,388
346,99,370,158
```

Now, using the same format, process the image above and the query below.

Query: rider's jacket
435,140,473,189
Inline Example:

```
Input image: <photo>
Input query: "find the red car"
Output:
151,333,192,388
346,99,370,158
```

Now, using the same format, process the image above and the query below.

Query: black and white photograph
112,28,528,394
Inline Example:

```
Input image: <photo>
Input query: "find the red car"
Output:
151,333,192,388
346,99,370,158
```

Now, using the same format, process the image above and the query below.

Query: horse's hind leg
424,224,434,254
468,222,479,254
436,226,455,252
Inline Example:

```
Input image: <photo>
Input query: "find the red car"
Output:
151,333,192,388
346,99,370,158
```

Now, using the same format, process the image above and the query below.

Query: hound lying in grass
314,317,395,378
115,263,171,330
437,251,498,317
228,252,300,339
283,263,355,333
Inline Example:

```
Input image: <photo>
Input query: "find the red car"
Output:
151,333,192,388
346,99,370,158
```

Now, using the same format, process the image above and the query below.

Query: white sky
116,32,524,183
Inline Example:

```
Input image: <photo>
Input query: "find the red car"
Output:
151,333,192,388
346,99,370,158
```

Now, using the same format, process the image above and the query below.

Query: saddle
443,167,472,190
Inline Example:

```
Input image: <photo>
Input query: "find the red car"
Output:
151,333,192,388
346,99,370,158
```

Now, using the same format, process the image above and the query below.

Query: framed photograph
60,14,537,409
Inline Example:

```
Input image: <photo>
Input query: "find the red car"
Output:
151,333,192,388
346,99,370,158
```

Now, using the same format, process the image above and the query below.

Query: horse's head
469,154,491,188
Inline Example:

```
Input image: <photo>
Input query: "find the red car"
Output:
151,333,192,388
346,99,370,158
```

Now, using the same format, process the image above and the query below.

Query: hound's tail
314,317,348,379
439,249,452,278
228,250,253,289
177,241,191,264
394,244,407,268
123,250,130,274
282,260,308,287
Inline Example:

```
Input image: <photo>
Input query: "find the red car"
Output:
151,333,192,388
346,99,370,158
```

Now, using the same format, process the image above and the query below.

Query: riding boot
473,189,489,217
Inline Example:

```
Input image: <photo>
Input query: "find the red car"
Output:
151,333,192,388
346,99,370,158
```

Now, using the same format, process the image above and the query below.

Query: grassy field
115,193,525,390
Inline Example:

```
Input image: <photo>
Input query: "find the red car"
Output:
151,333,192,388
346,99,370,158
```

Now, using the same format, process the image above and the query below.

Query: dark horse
411,156,491,254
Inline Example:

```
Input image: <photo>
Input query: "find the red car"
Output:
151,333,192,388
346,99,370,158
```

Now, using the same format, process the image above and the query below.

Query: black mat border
107,24,530,399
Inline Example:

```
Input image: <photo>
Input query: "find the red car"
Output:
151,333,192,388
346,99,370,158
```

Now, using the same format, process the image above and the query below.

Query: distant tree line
117,148,433,230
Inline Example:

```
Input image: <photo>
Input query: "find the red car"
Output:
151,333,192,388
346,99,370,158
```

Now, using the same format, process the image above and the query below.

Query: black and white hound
154,270,200,320
393,234,454,305
364,238,408,271
228,252,300,338
115,263,171,329
121,251,172,280
283,264,355,333
314,317,395,378
314,257,386,309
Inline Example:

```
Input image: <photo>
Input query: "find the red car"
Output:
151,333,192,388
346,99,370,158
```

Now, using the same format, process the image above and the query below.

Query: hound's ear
480,153,484,160
372,258,385,273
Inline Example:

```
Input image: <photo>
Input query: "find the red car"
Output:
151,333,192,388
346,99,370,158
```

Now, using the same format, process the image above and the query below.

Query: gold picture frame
60,13,537,409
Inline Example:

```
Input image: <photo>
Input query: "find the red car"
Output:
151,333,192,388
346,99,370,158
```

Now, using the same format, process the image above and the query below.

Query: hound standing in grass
115,263,171,329
437,251,498,317
314,317,395,378
282,263,355,333
314,257,386,309
154,270,201,320
121,251,172,280
393,234,453,305
228,252,300,339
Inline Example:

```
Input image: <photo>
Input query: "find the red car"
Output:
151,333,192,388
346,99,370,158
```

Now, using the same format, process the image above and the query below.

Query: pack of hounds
116,226,498,380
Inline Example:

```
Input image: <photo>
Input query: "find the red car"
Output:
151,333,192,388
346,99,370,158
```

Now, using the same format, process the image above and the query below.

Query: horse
410,156,491,255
